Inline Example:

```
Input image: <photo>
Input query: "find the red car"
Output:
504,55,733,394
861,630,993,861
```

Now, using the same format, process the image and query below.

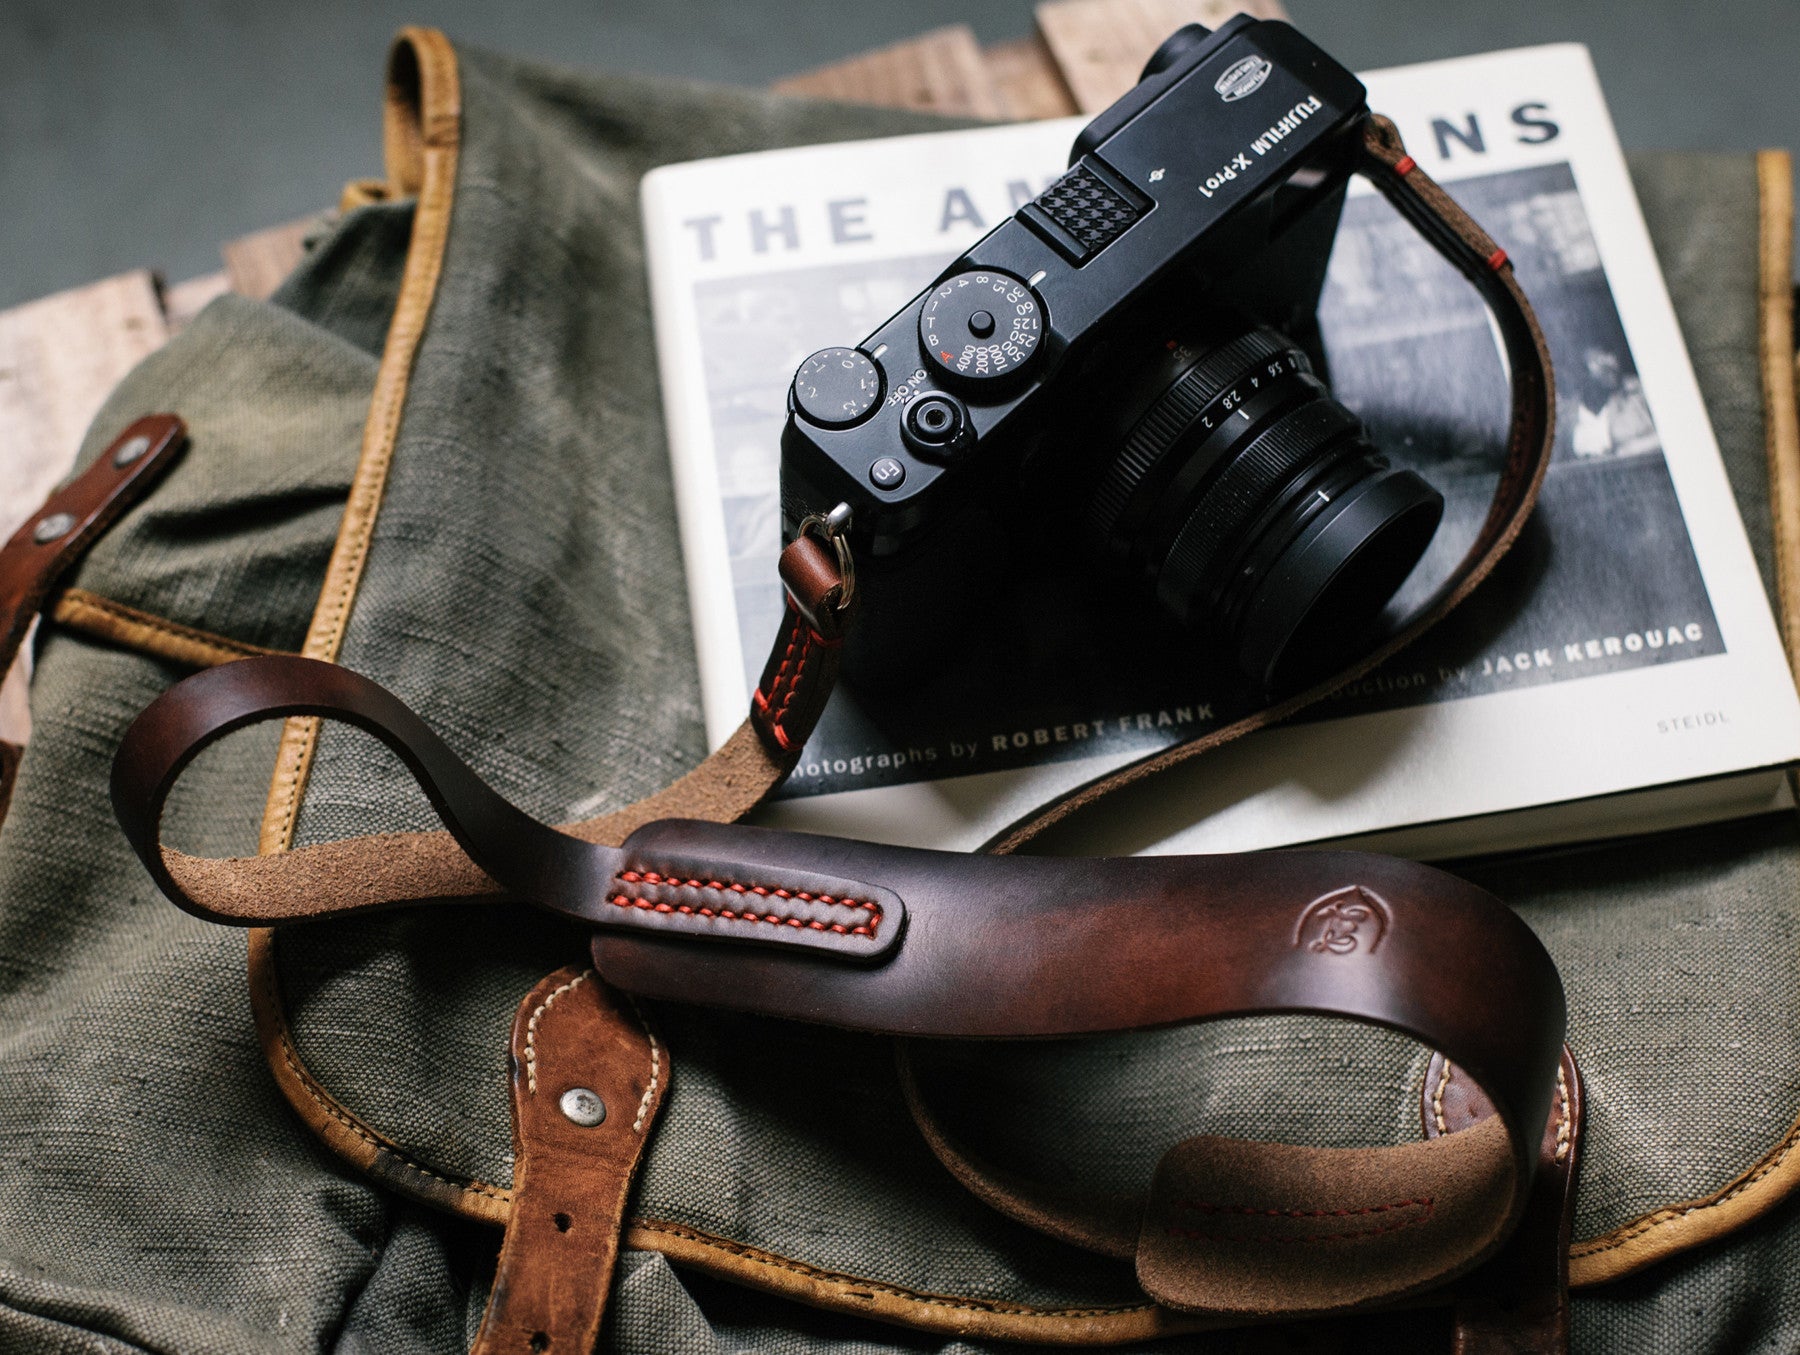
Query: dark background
1,0,1796,312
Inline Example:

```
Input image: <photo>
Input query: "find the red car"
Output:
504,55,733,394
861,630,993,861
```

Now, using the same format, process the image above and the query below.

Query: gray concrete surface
0,0,1795,311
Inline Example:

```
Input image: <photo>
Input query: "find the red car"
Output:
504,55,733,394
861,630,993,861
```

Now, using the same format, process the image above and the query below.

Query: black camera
780,16,1445,694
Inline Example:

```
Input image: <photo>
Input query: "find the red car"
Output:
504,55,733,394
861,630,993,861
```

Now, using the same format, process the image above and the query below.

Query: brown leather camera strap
112,650,1565,1320
0,415,186,825
102,115,1566,1340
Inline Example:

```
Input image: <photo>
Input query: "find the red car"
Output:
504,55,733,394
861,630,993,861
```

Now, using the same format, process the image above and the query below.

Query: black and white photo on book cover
643,44,1800,855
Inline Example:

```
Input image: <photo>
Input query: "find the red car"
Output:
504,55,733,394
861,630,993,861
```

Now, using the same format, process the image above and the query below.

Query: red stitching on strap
1165,1197,1434,1246
1394,154,1416,176
610,871,882,938
753,607,805,720
1175,1197,1431,1220
769,628,817,730
754,602,835,751
1485,247,1509,271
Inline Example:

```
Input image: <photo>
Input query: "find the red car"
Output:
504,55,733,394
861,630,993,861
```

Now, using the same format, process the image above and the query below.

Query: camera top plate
781,17,1369,556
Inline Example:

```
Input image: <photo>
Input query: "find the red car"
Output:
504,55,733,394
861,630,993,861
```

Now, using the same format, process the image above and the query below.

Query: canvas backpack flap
264,38,1800,1348
0,200,450,1348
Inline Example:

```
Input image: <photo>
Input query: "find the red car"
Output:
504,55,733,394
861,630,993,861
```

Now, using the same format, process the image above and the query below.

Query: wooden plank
1036,0,1288,114
982,35,1081,120
0,270,169,532
0,269,170,746
774,25,1004,119
221,215,323,301
162,270,232,333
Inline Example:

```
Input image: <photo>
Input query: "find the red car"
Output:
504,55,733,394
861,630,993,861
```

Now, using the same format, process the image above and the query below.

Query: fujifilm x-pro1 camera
780,17,1449,693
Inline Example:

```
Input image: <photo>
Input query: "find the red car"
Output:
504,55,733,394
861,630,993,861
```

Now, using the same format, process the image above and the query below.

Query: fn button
869,457,906,490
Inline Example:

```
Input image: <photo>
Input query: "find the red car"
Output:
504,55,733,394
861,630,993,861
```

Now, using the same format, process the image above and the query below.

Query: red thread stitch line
1393,154,1416,176
617,871,879,913
769,630,817,732
1174,1196,1431,1220
753,607,805,718
1485,247,1509,271
608,894,875,937
1164,1207,1432,1246
610,871,881,937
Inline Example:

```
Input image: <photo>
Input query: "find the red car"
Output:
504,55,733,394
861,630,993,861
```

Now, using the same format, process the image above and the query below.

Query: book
641,42,1800,858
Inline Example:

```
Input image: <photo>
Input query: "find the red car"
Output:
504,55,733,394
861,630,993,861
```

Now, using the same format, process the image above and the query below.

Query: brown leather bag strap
470,967,669,1355
985,115,1555,852
0,415,187,823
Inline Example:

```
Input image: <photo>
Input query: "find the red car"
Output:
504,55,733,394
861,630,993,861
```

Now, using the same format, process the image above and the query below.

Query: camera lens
1085,325,1443,692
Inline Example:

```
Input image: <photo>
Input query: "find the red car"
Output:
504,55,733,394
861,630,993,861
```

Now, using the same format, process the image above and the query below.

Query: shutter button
901,393,970,458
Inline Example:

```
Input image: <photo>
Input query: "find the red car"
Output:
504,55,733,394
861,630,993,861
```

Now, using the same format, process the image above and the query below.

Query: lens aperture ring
1089,329,1294,551
1155,400,1367,621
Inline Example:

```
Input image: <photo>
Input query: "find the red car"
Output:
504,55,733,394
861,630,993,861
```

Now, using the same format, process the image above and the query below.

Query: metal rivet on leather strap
112,434,153,467
559,1087,606,1126
32,513,75,545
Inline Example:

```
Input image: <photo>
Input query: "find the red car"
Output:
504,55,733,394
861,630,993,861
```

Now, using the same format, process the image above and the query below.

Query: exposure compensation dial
919,271,1043,386
791,347,883,428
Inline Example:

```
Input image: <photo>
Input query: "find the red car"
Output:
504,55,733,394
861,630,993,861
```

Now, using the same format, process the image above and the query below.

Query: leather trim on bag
49,588,285,668
621,1217,1211,1345
1757,149,1800,668
243,26,497,1229
257,25,462,857
339,178,392,213
1563,150,1800,1287
246,927,514,1225
0,415,188,827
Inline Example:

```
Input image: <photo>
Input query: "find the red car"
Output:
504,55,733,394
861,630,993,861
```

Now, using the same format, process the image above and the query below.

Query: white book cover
641,43,1800,857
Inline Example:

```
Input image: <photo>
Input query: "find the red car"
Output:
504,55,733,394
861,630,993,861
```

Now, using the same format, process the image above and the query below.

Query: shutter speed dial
792,347,882,428
920,271,1043,386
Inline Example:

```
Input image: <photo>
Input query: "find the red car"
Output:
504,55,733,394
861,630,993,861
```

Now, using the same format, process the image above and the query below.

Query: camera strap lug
793,501,856,616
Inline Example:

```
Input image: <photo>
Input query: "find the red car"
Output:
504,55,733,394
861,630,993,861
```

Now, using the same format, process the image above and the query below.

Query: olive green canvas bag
3,28,1800,1354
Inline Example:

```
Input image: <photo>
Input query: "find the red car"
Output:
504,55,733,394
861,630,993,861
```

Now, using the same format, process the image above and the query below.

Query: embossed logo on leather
1294,886,1391,956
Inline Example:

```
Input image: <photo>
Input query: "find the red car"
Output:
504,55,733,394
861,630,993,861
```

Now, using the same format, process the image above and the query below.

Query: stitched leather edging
1568,1114,1800,1280
243,26,494,1224
1566,147,1800,1288
257,25,462,856
246,928,513,1225
622,1217,1207,1345
1758,149,1800,666
50,588,284,668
